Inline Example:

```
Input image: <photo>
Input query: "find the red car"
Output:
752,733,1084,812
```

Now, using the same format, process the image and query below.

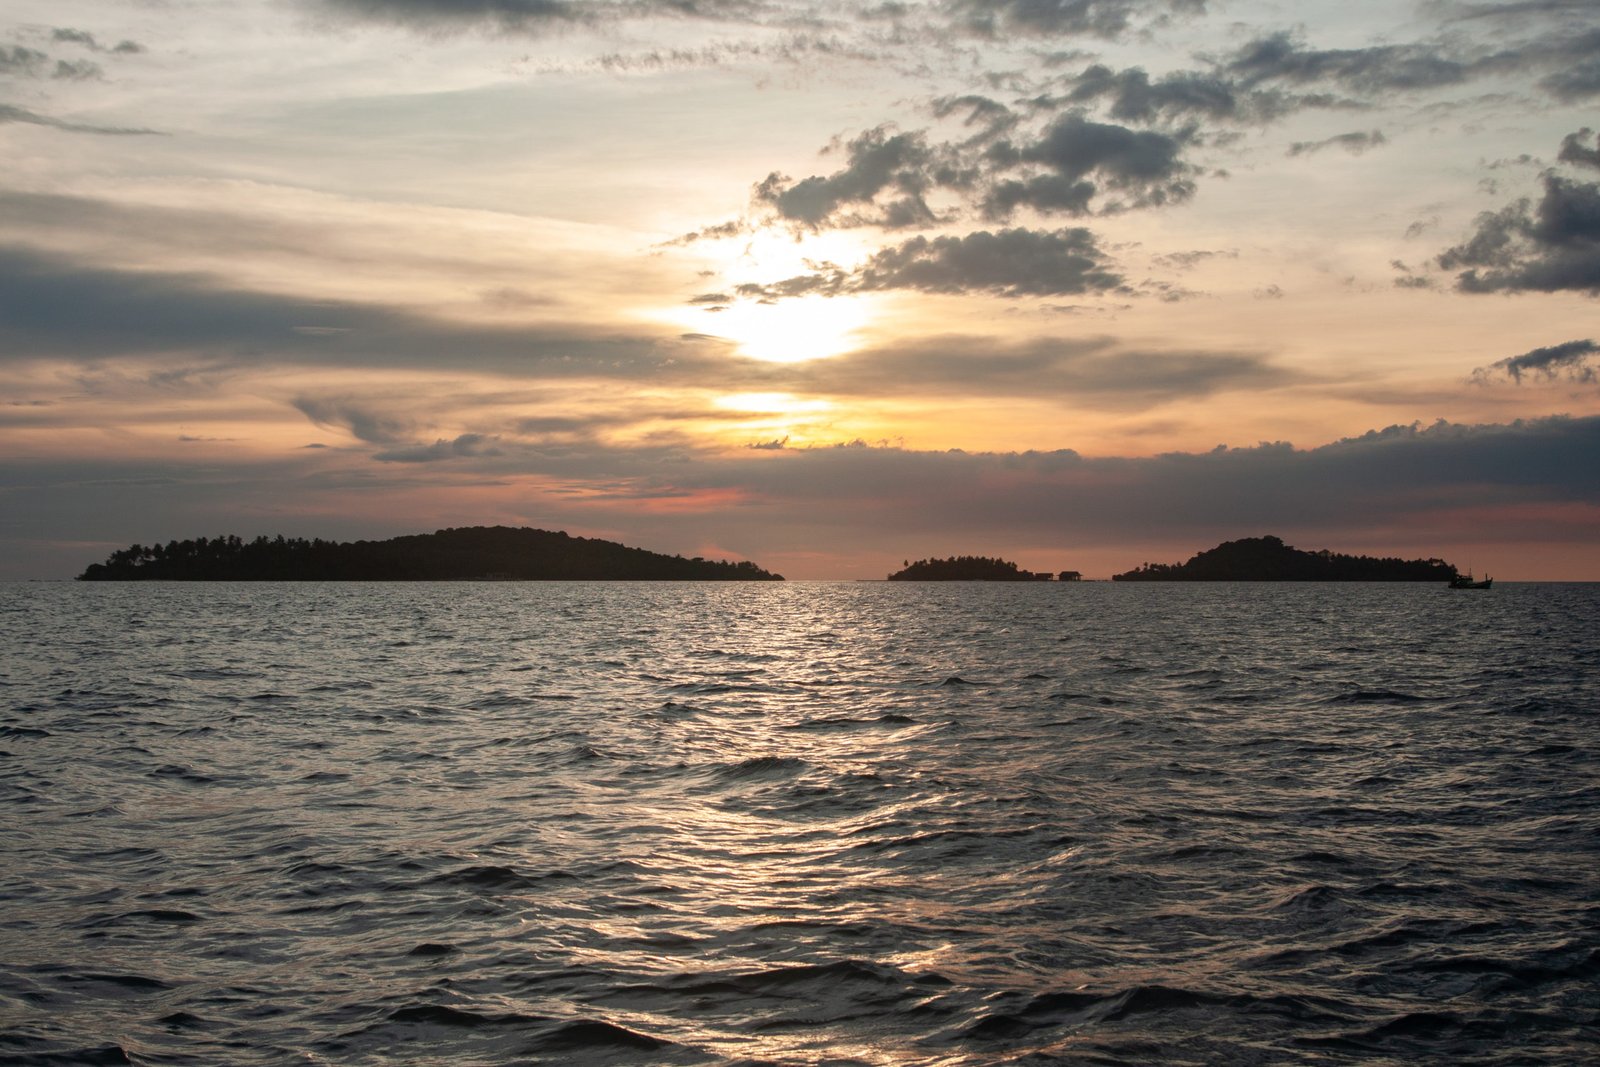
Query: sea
1,580,1596,1066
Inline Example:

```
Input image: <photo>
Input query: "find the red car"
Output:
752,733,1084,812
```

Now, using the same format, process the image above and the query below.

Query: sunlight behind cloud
661,229,883,362
708,295,872,363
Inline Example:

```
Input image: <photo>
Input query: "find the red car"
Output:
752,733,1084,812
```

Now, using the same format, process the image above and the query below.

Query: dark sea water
1,580,1597,1066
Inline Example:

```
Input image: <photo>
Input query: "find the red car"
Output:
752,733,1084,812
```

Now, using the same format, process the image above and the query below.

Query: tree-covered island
887,555,1062,581
77,526,784,581
1111,535,1458,582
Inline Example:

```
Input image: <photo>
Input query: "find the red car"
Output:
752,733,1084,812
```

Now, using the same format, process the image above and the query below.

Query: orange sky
2,0,1598,578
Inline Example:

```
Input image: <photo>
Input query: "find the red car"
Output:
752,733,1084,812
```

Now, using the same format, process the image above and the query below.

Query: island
77,526,784,581
887,555,1059,581
1110,535,1457,582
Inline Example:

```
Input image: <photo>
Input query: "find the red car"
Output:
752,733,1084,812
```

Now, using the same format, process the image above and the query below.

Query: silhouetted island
887,555,1056,581
77,526,784,581
1110,535,1457,582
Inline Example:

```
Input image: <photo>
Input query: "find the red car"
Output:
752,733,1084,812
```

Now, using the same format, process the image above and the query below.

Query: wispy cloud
306,0,790,34
374,433,504,462
1472,338,1598,383
1286,129,1387,157
291,396,415,444
0,104,161,135
0,244,676,375
942,0,1208,40
1223,32,1469,94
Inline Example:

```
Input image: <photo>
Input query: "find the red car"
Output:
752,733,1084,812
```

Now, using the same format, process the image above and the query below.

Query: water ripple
1,580,1597,1064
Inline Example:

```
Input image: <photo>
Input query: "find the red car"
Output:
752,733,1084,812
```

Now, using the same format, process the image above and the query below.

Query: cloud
1286,130,1387,157
49,58,103,80
1444,1,1600,19
587,30,879,73
0,244,682,376
929,93,1018,139
582,415,1600,570
659,219,749,247
983,113,1197,218
1437,166,1600,294
1221,23,1600,104
1540,59,1600,100
1522,29,1600,101
753,125,940,230
374,433,504,462
308,0,591,32
2,236,1269,411
858,226,1123,295
1391,259,1434,289
0,240,1277,410
0,45,49,76
1224,32,1468,94
942,0,1206,40
291,397,414,444
7,414,1596,578
0,104,161,136
1558,127,1600,170
743,102,1203,237
1061,64,1298,124
1,31,139,82
1471,338,1598,383
737,226,1124,298
306,0,776,34
516,415,611,434
1152,248,1235,270
50,29,144,54
768,333,1292,405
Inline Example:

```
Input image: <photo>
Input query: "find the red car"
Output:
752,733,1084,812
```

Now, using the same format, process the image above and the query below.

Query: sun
653,226,881,363
704,294,873,363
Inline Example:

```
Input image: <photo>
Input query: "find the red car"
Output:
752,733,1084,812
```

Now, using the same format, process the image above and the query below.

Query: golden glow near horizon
712,393,833,415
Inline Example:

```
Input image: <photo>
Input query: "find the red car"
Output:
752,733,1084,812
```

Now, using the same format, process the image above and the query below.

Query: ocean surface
1,580,1596,1065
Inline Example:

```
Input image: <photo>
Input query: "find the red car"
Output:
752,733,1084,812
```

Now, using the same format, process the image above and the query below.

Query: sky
2,0,1598,580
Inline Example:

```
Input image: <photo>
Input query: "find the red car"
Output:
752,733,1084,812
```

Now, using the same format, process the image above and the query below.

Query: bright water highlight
2,581,1597,1064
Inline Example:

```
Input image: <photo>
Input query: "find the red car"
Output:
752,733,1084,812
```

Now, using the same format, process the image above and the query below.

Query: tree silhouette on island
883,537,1460,582
1110,535,1458,582
77,527,784,581
79,530,1461,584
887,556,1059,581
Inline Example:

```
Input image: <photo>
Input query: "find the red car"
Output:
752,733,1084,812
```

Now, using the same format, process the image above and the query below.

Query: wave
1326,687,1440,704
5,580,1597,1066
712,755,808,780
532,1018,676,1051
0,1044,137,1065
387,1004,544,1028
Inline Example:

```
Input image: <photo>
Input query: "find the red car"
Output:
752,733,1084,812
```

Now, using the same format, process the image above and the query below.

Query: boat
1448,571,1492,589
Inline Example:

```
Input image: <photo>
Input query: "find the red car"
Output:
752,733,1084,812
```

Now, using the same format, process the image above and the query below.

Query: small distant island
77,526,784,581
887,556,1076,581
1110,535,1457,582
